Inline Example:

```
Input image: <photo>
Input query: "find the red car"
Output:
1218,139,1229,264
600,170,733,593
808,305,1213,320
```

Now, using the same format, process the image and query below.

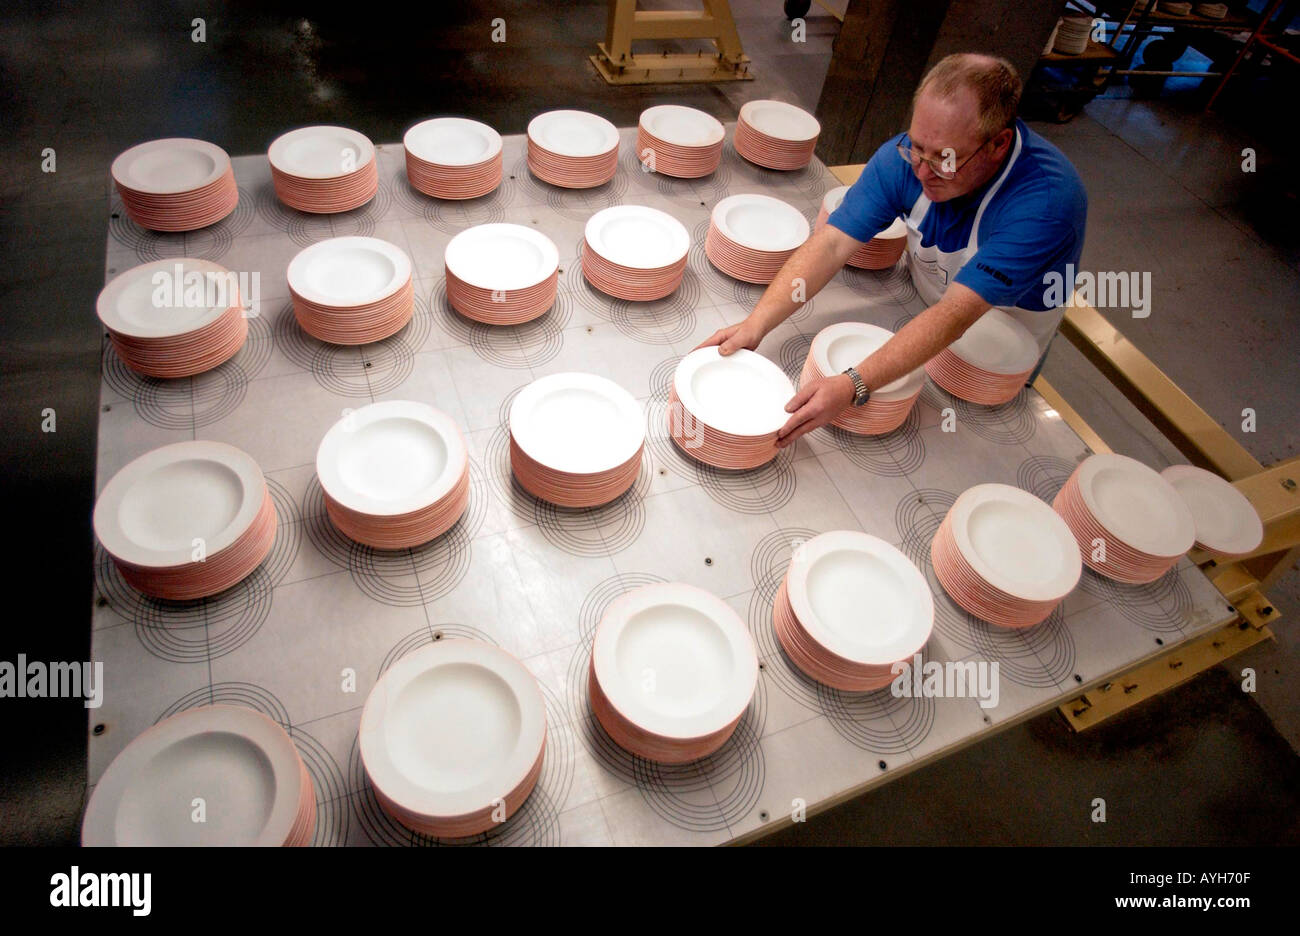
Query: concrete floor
0,0,1296,845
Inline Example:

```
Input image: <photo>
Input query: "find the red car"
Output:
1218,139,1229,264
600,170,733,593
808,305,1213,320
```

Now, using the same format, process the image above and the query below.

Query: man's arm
775,281,990,447
695,221,864,355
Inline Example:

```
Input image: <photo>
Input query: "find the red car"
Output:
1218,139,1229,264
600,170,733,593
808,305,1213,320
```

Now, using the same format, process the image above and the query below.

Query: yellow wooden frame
590,0,754,85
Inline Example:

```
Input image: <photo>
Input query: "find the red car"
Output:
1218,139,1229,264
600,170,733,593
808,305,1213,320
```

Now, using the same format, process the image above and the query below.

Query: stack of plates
925,309,1039,405
636,105,725,178
97,258,248,378
403,117,503,200
360,640,547,838
734,99,821,170
1164,1,1193,14
1053,453,1196,584
581,205,689,301
800,323,924,435
774,531,933,691
1194,3,1227,18
509,373,645,508
316,402,470,549
668,348,794,469
83,705,315,846
816,186,908,269
111,138,239,232
1053,14,1093,54
589,583,758,763
527,110,619,189
1160,465,1264,559
705,193,810,284
444,223,559,324
287,236,414,344
1044,18,1062,56
931,484,1082,628
94,441,276,600
268,126,378,213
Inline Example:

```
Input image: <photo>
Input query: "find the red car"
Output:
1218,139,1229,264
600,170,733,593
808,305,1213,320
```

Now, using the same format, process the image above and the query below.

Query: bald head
914,53,1021,141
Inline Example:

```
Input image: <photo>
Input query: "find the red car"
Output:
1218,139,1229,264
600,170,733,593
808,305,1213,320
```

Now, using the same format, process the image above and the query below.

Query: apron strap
968,126,1023,254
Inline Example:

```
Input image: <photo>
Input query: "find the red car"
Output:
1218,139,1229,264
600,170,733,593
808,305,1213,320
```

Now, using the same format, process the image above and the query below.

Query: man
698,53,1087,447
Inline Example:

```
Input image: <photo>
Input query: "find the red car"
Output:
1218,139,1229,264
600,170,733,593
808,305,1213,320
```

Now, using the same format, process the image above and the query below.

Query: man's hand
694,318,765,356
776,374,855,449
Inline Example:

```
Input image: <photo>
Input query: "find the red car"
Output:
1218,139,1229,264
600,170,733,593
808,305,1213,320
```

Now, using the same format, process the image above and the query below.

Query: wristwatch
842,367,870,407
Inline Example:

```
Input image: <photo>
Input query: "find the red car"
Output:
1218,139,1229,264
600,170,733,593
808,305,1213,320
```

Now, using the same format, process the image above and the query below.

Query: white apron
903,127,1064,355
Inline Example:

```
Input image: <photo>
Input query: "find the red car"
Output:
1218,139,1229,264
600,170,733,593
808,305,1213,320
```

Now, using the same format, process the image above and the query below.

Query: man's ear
992,127,1014,156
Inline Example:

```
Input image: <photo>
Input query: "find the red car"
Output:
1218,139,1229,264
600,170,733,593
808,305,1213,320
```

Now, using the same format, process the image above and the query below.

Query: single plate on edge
509,372,645,475
674,348,794,437
316,401,468,517
287,236,411,308
592,582,758,740
1160,465,1264,556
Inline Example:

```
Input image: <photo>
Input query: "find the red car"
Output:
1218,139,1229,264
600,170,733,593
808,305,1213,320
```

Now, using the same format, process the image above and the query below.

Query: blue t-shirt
827,119,1087,312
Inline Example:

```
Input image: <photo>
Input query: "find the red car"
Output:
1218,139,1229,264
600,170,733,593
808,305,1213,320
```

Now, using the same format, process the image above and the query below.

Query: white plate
268,126,375,179
1160,465,1264,556
946,308,1040,374
444,223,559,291
811,322,924,401
82,705,302,846
316,401,467,516
527,110,619,158
712,194,809,252
585,206,690,269
639,105,725,147
403,117,502,166
358,640,546,820
97,258,237,338
94,441,265,568
509,372,644,474
949,483,1081,600
592,582,757,739
1078,454,1196,558
673,348,794,437
739,99,821,142
786,531,934,665
111,138,230,195
287,237,411,307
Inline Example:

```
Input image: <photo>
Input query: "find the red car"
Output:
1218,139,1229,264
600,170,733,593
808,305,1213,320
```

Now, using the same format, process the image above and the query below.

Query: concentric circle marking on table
720,140,827,202
620,145,713,200
932,388,1038,445
779,333,813,387
687,218,814,318
348,624,573,846
566,573,766,832
607,271,703,346
746,527,827,714
1078,566,1193,633
817,677,936,754
388,164,519,232
300,460,486,606
429,277,569,368
107,185,255,263
821,410,926,477
840,260,920,306
253,176,393,248
157,682,348,846
100,313,272,430
895,489,1077,688
509,154,629,222
1017,454,1078,503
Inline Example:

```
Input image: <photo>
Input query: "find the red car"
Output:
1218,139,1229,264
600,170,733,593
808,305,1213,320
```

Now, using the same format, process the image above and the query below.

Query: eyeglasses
896,137,993,180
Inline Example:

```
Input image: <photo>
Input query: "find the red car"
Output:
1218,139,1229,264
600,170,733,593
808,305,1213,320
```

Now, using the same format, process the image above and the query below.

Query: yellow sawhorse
590,0,754,84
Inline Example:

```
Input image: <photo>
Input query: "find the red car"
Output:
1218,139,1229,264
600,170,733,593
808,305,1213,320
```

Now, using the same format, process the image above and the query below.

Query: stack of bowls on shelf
1053,453,1196,584
83,705,316,846
526,110,619,188
360,640,547,838
636,105,725,178
733,99,821,170
1044,18,1063,56
1194,3,1228,18
403,117,503,200
97,258,248,378
444,223,559,325
925,309,1040,404
287,236,413,344
316,402,470,549
581,206,690,301
704,193,810,284
1052,14,1093,54
668,348,794,469
800,323,925,435
94,441,276,600
509,373,645,508
774,531,933,691
589,583,758,763
1160,465,1264,560
931,484,1082,628
1163,1,1193,15
815,186,908,269
268,126,378,213
111,138,239,231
